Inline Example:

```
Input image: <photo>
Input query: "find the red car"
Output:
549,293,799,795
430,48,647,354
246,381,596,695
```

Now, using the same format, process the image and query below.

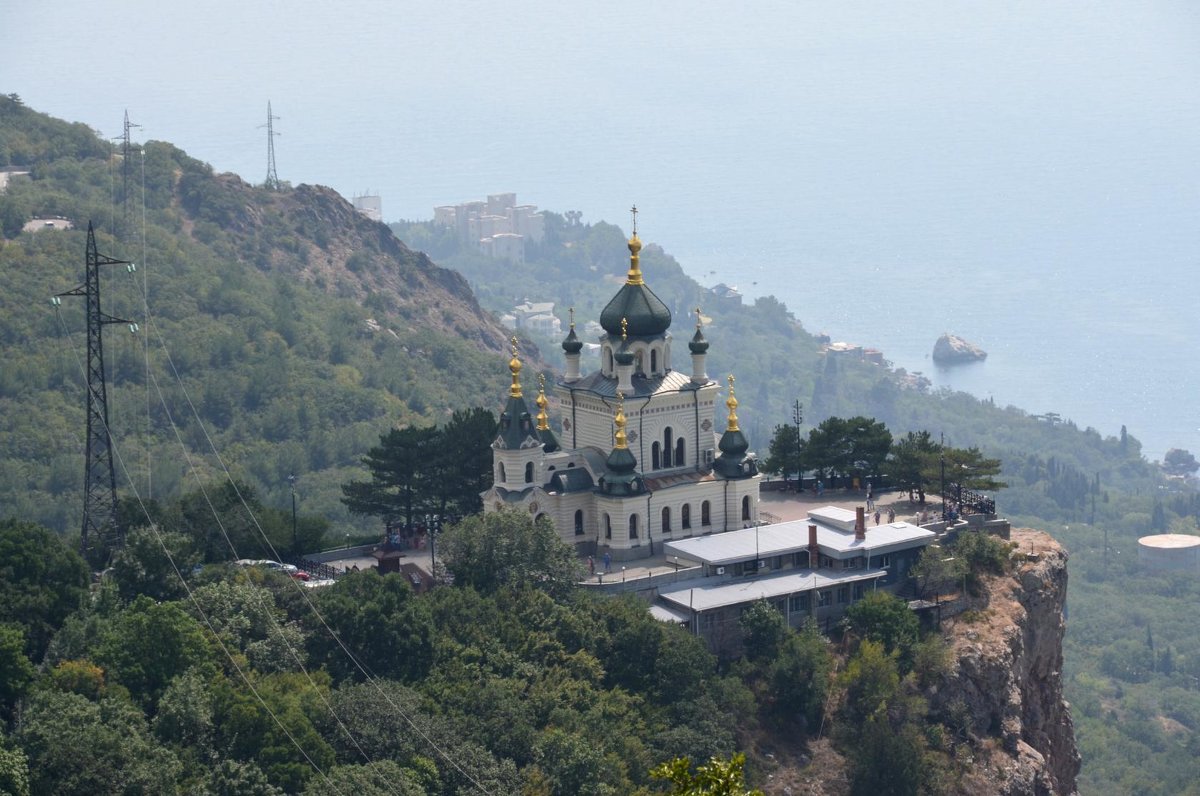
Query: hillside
0,95,527,534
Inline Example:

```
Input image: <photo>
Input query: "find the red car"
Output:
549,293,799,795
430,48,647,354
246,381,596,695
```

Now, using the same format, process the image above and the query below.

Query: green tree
883,430,940,502
937,445,1006,494
769,624,832,727
738,600,787,663
650,753,764,796
804,416,892,484
847,713,925,796
95,595,214,707
840,640,901,726
0,519,89,660
342,425,439,530
303,761,425,796
1163,448,1199,477
0,625,35,720
844,591,920,669
0,742,30,796
308,570,434,683
763,424,803,485
429,407,497,518
109,526,199,602
14,690,182,795
440,509,582,597
908,544,967,598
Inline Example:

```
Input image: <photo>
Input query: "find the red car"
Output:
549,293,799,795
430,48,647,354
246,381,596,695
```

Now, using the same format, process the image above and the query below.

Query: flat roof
663,509,935,565
658,568,886,613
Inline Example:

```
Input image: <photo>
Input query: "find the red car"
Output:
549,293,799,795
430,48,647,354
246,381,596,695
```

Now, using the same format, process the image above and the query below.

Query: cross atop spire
568,306,575,329
695,307,703,329
630,204,638,237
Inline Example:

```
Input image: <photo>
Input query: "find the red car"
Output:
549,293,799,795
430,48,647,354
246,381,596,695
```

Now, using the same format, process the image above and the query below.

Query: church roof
562,369,704,399
599,282,672,337
548,467,594,493
494,394,540,450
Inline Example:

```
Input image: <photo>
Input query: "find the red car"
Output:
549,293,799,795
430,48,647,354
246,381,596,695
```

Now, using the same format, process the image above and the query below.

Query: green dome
561,326,583,354
600,282,672,337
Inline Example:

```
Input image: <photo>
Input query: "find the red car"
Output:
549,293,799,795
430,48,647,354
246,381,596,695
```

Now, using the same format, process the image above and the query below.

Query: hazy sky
5,1,1199,457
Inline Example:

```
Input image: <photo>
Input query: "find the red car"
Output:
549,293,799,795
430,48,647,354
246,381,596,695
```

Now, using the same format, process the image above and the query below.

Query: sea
4,0,1198,461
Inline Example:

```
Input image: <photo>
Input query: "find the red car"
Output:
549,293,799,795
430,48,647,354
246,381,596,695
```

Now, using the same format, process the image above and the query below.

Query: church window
498,462,506,482
701,501,711,526
651,348,658,372
629,513,639,539
525,462,534,483
574,510,584,536
605,514,612,539
682,504,691,529
662,428,673,467
742,495,751,522
661,506,671,533
675,438,685,467
652,442,661,470
606,348,613,373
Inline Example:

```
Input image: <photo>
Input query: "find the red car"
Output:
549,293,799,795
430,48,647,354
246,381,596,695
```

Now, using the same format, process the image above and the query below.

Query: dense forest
2,98,1199,793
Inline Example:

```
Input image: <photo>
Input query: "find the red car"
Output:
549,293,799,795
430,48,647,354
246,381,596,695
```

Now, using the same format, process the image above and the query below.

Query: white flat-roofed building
657,505,936,650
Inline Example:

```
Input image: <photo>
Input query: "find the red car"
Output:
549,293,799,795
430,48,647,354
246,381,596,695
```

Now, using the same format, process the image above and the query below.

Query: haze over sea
5,1,1197,461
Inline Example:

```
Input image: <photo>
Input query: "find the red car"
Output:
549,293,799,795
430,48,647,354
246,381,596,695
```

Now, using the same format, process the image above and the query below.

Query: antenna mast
56,223,136,563
261,101,281,190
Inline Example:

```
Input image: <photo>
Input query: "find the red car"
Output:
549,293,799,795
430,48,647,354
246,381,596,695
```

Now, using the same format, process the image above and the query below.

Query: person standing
887,507,895,524
874,510,881,526
603,551,612,573
588,555,595,575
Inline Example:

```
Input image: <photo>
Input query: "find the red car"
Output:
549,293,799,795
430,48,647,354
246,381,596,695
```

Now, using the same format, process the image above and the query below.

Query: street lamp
288,474,297,555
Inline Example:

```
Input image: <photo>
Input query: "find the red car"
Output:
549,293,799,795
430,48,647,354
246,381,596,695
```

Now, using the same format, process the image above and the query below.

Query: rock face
933,333,987,364
936,529,1081,795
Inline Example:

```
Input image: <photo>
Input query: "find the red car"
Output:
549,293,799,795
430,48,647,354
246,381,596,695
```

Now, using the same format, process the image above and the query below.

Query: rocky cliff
936,528,1080,795
933,332,987,364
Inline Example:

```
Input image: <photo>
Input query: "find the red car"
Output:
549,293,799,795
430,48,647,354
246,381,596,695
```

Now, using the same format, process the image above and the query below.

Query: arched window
574,509,584,536
534,513,545,524
652,442,661,470
662,427,673,467
682,504,691,529
629,514,639,539
635,351,644,375
651,348,658,372
524,462,534,483
701,500,711,526
606,348,614,373
605,513,612,539
661,506,671,533
675,438,685,468
742,495,751,521
498,462,506,482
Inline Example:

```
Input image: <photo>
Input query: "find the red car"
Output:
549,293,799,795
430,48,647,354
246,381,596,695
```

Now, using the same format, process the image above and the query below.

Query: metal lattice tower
120,110,140,239
261,101,281,190
57,223,134,560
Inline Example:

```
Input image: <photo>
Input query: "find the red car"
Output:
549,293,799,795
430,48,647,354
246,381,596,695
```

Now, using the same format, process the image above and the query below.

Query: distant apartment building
433,193,545,263
503,300,562,337
352,194,383,222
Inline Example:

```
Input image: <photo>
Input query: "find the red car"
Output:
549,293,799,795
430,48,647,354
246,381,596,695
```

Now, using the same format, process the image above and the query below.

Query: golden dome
508,337,523,398
725,374,740,432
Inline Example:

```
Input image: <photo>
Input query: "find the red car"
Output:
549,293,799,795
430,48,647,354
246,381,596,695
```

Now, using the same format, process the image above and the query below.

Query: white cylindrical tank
1137,534,1200,572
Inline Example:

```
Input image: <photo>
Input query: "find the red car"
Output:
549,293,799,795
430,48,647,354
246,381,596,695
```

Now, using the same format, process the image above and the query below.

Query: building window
605,513,612,539
837,586,849,604
817,590,831,608
741,495,751,521
875,554,891,569
629,513,639,539
853,582,865,600
652,442,661,470
651,349,658,372
662,428,673,467
524,462,533,483
701,501,711,526
681,504,691,529
702,613,715,628
794,551,810,568
661,506,671,533
606,348,613,372
675,438,685,467
497,462,506,482
842,558,857,569
789,593,811,613
574,510,584,536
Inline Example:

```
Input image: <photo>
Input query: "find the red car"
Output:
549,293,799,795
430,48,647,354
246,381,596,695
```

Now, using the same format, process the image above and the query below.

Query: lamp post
940,453,947,521
288,474,297,556
793,399,804,489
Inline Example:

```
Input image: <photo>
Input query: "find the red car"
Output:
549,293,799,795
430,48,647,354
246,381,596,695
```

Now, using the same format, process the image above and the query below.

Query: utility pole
288,474,298,555
56,222,136,563
260,101,281,190
792,399,804,489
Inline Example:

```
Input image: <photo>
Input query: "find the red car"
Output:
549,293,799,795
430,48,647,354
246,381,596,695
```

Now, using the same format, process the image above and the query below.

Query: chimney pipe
855,507,866,541
808,523,819,567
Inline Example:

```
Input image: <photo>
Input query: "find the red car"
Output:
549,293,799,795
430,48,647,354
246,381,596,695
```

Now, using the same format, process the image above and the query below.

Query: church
481,214,760,561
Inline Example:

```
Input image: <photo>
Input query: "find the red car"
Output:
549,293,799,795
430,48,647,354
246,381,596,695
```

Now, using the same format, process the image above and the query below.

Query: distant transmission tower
120,110,140,239
261,101,281,190
56,222,137,562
